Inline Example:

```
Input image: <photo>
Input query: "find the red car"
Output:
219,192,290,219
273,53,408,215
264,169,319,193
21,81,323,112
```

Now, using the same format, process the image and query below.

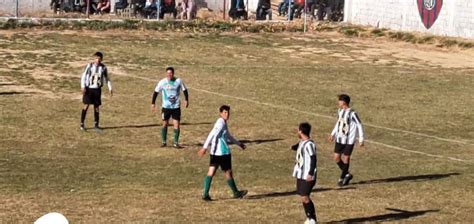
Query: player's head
338,94,351,108
219,105,231,121
298,122,311,139
166,67,175,80
94,51,103,64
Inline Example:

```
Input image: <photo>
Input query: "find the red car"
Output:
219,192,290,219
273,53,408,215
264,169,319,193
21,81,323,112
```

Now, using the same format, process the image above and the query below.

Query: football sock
173,128,180,144
94,111,99,127
337,160,345,171
80,109,87,125
227,178,239,195
341,162,350,178
161,127,168,143
203,176,213,197
303,200,317,220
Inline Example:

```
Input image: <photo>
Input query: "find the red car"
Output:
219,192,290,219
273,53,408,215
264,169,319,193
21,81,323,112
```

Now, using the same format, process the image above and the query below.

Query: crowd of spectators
50,0,344,22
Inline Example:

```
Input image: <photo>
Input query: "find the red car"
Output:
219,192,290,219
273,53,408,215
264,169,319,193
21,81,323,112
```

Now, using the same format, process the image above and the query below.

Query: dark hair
166,67,174,73
299,122,311,136
219,105,230,112
338,94,351,105
94,51,103,59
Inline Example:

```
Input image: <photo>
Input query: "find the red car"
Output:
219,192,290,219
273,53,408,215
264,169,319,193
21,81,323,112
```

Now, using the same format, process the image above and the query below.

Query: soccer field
1,29,473,223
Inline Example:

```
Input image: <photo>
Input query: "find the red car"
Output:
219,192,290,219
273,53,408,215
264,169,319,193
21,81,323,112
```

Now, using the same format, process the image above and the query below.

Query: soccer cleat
173,143,182,149
304,218,317,224
80,126,86,131
337,178,344,187
202,195,212,201
342,174,353,186
94,126,103,132
233,190,248,199
160,143,167,148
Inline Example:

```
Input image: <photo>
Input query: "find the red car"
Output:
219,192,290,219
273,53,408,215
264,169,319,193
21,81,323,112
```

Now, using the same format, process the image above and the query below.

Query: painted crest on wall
417,0,443,29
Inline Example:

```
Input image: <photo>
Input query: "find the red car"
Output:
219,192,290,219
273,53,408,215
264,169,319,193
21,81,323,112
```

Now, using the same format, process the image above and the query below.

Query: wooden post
86,0,90,18
223,0,226,20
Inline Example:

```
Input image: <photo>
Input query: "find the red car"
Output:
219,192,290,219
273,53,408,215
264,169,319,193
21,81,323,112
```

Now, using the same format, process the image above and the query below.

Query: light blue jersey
203,118,241,156
154,77,187,109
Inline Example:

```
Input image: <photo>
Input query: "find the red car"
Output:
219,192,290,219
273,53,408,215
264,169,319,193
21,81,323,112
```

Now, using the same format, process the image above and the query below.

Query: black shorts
209,155,232,171
82,88,102,106
334,143,355,156
162,108,181,121
296,179,316,196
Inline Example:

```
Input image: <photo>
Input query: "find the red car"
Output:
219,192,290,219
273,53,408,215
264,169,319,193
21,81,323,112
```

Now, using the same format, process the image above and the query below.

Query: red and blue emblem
417,0,443,29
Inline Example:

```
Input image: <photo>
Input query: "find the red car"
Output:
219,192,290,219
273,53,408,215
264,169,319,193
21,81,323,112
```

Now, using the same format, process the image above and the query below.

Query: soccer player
197,105,247,201
80,51,113,131
151,67,189,148
328,94,364,186
292,122,317,224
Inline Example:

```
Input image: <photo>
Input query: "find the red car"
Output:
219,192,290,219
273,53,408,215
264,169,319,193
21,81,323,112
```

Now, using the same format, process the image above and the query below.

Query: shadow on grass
326,208,439,223
246,187,356,200
194,138,284,147
235,138,284,145
102,122,212,130
351,172,460,185
0,91,30,95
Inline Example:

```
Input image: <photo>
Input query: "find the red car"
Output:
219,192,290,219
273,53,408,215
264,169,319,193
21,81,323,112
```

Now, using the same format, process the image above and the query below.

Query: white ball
34,212,69,224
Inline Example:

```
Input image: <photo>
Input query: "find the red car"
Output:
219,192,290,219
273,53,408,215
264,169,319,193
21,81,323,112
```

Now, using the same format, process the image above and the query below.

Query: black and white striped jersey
80,63,112,90
330,108,364,145
293,140,317,181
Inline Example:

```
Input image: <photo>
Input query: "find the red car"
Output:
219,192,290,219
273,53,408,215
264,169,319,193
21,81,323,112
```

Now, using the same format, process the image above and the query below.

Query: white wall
344,0,474,39
0,0,50,16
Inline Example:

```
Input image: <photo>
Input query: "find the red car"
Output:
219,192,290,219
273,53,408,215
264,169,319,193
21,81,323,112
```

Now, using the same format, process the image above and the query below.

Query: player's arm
80,64,90,94
329,122,338,142
151,82,162,112
227,132,245,150
199,120,225,156
181,80,189,108
290,142,299,151
306,143,317,181
104,66,113,96
353,112,365,146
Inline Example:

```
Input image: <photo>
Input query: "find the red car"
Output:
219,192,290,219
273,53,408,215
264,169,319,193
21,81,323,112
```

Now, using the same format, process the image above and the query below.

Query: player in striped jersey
80,52,113,131
151,67,189,148
197,105,247,201
329,94,364,186
292,122,317,224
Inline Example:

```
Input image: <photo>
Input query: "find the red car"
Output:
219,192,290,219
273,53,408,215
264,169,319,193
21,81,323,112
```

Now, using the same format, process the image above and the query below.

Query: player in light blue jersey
198,105,247,201
152,67,189,148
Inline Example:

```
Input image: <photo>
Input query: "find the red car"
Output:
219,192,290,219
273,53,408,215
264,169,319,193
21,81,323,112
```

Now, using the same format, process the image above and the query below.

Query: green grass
0,30,473,223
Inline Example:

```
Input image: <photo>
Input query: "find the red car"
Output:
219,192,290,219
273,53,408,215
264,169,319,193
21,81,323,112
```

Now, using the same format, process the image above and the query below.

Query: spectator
159,0,177,19
180,0,195,21
229,0,248,20
97,0,111,14
144,0,158,18
256,0,272,20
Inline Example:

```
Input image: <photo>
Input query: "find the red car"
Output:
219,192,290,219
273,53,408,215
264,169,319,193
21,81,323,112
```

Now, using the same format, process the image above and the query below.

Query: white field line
116,74,473,163
187,87,473,163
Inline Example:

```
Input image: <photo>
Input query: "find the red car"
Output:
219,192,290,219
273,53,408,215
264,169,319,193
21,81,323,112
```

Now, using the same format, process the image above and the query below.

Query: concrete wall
0,0,50,16
344,0,474,39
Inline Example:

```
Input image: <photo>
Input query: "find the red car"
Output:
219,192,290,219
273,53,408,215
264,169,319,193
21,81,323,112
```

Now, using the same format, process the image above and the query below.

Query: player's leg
334,143,345,186
223,155,247,198
80,104,89,130
297,179,317,223
161,109,171,147
202,165,217,201
341,146,354,185
171,109,181,148
93,104,101,129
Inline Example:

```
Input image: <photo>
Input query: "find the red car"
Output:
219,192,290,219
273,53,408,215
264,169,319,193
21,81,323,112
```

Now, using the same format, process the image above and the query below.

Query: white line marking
116,74,473,163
